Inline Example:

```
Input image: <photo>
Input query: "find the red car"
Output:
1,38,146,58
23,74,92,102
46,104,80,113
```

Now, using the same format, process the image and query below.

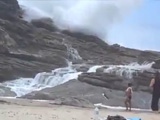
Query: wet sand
0,97,159,120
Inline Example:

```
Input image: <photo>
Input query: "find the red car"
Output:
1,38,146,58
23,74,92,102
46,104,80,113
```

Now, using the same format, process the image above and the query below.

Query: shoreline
0,97,153,112
0,97,159,120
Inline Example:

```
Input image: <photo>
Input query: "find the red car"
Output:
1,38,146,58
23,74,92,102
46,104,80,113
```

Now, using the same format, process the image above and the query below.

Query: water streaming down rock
0,61,154,97
2,62,82,97
62,39,82,61
0,35,84,97
87,65,104,73
103,62,154,79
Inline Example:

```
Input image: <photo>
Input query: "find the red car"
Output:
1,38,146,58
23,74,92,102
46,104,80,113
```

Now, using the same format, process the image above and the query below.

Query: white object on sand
94,106,100,120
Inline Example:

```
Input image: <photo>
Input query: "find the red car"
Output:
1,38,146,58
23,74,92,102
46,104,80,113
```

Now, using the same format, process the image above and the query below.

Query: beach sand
0,97,159,120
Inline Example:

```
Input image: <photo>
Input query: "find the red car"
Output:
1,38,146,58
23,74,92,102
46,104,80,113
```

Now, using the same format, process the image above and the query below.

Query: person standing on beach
150,71,160,112
125,83,133,111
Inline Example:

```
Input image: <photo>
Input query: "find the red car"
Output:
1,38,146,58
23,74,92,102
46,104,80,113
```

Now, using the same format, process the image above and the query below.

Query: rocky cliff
0,0,160,81
0,0,160,108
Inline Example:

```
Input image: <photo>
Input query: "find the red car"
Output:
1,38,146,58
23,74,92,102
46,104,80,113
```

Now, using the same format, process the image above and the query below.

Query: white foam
1,62,153,97
2,62,82,97
63,39,82,60
104,62,154,79
87,62,153,79
94,103,151,112
87,65,104,73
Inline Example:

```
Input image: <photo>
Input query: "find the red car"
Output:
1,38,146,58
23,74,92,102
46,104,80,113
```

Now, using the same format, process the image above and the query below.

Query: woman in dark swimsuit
150,71,160,111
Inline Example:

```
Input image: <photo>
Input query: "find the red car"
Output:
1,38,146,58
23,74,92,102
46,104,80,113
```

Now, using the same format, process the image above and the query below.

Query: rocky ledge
21,80,153,109
0,0,160,81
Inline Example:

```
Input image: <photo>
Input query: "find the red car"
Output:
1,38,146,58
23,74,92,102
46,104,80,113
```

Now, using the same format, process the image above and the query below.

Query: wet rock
0,0,160,82
1,0,160,109
152,59,160,69
0,85,16,97
21,80,152,109
31,18,58,32
0,0,70,81
78,73,128,91
21,92,54,100
78,69,157,93
0,0,20,20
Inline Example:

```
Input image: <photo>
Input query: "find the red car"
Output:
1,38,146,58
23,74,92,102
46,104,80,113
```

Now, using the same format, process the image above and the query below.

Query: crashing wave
2,62,82,97
0,62,154,97
103,62,154,79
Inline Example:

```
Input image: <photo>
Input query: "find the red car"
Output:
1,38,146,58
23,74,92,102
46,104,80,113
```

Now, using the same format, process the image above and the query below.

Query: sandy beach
0,98,158,120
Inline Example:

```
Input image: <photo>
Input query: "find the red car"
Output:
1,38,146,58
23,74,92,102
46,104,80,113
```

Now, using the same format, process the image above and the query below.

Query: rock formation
0,0,160,108
0,0,160,81
152,59,160,69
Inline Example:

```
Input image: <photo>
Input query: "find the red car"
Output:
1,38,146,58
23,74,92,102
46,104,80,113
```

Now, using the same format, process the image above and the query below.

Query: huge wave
18,0,142,42
17,0,160,51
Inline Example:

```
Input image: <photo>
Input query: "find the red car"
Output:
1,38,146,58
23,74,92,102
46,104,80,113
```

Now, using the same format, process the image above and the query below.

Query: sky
109,0,160,51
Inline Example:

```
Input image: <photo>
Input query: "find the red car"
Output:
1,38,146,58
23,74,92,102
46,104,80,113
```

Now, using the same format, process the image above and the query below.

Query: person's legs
128,97,132,111
128,99,132,111
151,94,159,111
158,95,160,113
125,98,129,111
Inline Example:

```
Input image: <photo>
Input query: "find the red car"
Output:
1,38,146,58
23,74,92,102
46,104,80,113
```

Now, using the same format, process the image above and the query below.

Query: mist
18,0,142,41
17,0,160,51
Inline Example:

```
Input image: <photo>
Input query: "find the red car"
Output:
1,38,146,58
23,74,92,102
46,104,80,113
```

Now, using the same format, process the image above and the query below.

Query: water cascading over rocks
0,0,160,109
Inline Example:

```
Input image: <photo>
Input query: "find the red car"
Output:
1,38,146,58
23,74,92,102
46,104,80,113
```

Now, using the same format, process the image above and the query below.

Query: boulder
21,80,152,109
78,73,128,91
78,69,156,93
31,18,58,32
152,59,160,69
0,0,20,20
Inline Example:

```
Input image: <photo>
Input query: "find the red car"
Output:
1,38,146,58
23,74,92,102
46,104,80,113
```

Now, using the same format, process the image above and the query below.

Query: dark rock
133,71,154,87
21,80,152,109
78,69,156,93
0,26,68,81
0,0,160,81
31,18,58,32
0,0,71,81
72,64,91,72
0,0,20,20
152,59,160,69
78,73,130,91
